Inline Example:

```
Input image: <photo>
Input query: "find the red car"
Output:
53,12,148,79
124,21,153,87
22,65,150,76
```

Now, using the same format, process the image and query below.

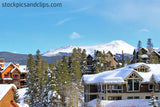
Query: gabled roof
151,50,160,57
135,47,149,53
10,67,21,73
124,71,143,81
0,84,17,101
0,62,28,74
82,63,160,84
0,62,11,70
106,51,114,56
129,63,150,69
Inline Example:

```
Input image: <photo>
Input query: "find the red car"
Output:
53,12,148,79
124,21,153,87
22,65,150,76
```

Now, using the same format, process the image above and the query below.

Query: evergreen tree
137,40,142,49
133,50,136,63
14,90,20,103
71,48,81,81
101,51,106,71
27,54,35,70
94,50,103,73
48,68,57,106
25,54,36,106
40,67,50,106
122,50,125,67
126,56,130,65
81,49,87,74
35,50,43,106
147,38,153,49
25,50,46,107
147,38,153,53
149,96,158,107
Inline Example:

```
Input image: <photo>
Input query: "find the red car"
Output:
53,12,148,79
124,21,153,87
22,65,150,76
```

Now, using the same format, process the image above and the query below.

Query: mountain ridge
42,40,135,57
0,52,61,65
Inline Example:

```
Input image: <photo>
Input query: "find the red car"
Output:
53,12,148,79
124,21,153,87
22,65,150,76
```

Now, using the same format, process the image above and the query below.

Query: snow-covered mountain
42,40,135,57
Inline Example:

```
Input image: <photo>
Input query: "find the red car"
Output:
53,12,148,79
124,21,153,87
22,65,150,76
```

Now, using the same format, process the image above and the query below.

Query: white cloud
56,18,71,25
70,32,81,39
70,7,90,13
140,29,150,32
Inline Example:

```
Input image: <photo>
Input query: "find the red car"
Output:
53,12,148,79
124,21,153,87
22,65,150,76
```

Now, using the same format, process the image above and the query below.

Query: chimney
15,63,20,68
0,59,4,63
0,59,4,68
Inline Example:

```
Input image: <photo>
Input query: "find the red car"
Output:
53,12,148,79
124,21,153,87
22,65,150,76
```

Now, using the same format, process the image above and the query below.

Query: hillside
0,52,61,65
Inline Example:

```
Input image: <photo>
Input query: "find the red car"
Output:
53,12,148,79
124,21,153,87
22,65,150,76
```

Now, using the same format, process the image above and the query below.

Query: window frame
127,73,140,92
148,83,159,91
106,84,123,93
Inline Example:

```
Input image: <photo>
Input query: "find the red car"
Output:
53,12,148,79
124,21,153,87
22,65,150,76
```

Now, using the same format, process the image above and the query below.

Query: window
149,84,153,90
127,96,133,99
108,96,121,100
102,97,104,100
127,73,140,91
149,84,159,91
135,65,149,72
4,74,9,78
127,96,139,99
134,96,139,99
13,74,19,79
128,79,133,91
145,96,151,99
107,84,122,93
128,79,139,91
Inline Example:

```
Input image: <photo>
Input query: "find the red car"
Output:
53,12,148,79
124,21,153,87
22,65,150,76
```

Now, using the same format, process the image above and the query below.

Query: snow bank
17,88,29,107
87,99,152,107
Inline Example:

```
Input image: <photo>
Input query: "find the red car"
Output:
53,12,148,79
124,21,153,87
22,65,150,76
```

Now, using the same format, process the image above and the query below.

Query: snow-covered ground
17,88,29,107
86,99,159,107
42,40,135,56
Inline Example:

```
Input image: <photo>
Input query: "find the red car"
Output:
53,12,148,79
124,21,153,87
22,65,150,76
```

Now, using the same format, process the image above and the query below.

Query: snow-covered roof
19,65,28,73
155,48,160,53
3,78,13,80
0,62,11,69
0,84,17,101
82,63,160,84
0,62,28,73
152,50,160,56
135,47,149,53
140,54,148,58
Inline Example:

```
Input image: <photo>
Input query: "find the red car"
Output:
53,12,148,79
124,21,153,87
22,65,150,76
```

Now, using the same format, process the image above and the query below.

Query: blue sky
0,0,160,54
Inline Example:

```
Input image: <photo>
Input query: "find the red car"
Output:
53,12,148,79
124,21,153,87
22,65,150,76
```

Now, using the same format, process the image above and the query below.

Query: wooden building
82,63,160,102
83,51,118,74
0,59,28,88
104,51,118,70
131,47,160,64
0,84,19,107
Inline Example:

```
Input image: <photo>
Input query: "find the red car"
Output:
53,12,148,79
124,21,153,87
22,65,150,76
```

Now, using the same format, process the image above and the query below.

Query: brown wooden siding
0,87,18,107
